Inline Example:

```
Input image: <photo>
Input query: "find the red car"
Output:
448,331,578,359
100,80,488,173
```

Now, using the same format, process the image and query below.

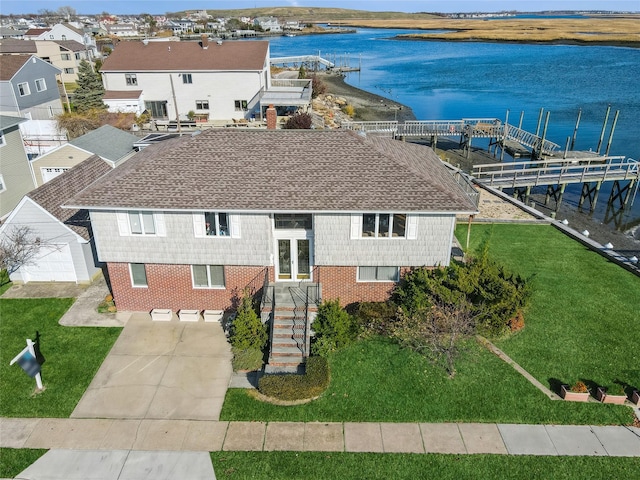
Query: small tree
297,65,307,79
307,74,327,99
284,112,312,129
0,226,43,279
392,301,476,378
311,299,359,357
229,290,267,351
73,60,106,112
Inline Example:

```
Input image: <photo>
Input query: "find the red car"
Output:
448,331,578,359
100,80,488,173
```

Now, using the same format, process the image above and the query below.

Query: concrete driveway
71,313,232,421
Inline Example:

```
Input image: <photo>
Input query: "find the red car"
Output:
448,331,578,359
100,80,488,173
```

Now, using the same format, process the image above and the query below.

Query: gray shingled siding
313,213,454,267
8,199,91,282
90,210,272,265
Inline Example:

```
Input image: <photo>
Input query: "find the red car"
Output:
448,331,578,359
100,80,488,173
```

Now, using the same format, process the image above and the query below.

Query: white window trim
129,263,148,288
35,78,47,92
116,211,166,237
17,82,30,96
351,214,416,240
192,212,239,238
0,174,6,193
191,265,226,289
356,266,400,283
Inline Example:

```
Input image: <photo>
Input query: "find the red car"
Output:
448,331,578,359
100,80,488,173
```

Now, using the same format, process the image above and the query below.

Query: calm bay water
262,29,640,233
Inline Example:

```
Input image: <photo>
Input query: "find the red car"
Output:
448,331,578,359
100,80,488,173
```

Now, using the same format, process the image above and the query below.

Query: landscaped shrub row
258,356,330,401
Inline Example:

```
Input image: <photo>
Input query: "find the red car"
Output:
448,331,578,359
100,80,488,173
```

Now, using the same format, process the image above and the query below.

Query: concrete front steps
265,310,306,373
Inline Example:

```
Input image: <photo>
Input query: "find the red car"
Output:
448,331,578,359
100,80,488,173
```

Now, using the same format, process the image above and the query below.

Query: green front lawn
0,298,121,417
221,338,631,424
210,452,640,480
458,224,640,394
0,448,47,478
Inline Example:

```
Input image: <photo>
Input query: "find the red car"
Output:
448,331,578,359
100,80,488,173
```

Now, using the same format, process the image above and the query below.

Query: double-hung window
205,212,229,236
35,78,47,92
358,266,399,282
17,82,30,96
192,265,225,288
234,100,248,111
361,213,406,238
129,211,155,235
125,73,137,85
61,53,71,61
182,73,193,84
196,100,209,110
130,263,148,287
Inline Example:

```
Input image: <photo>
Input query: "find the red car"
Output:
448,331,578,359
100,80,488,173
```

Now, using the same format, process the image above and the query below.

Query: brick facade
108,263,270,312
108,263,413,312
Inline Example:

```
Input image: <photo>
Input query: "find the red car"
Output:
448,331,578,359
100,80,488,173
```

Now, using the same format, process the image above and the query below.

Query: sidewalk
2,417,639,456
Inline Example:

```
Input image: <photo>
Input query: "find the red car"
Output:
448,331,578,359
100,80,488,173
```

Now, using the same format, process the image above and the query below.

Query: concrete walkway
2,417,639,456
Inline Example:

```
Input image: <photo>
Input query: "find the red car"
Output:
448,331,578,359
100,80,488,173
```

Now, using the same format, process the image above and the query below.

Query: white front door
276,238,312,281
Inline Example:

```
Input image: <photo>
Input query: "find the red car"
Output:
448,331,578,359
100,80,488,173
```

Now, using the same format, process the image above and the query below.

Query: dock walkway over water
343,120,639,213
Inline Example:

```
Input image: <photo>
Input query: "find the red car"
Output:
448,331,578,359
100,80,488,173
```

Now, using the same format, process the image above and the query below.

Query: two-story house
0,54,64,120
65,128,478,315
254,17,282,33
0,115,35,219
100,38,312,123
26,23,97,59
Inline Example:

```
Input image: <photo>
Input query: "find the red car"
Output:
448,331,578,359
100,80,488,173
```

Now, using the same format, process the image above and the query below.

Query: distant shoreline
394,35,640,49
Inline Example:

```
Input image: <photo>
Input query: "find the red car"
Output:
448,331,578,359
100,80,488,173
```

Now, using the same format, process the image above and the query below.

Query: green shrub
231,347,264,372
258,356,330,400
342,104,355,116
311,300,359,357
229,291,268,351
393,243,531,337
354,301,397,338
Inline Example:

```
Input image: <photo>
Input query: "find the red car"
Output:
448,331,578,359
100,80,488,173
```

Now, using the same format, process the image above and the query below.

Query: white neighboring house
30,23,97,59
100,38,272,123
0,155,112,283
254,17,282,32
104,23,140,37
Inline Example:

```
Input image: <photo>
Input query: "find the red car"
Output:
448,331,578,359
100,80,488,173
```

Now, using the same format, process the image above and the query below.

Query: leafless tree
57,6,77,22
392,301,476,378
0,226,43,276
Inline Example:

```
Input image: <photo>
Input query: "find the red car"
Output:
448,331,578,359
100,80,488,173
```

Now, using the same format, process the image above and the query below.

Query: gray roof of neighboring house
0,115,27,131
0,39,37,53
54,39,85,51
27,155,112,240
100,40,269,72
65,129,478,214
69,125,140,164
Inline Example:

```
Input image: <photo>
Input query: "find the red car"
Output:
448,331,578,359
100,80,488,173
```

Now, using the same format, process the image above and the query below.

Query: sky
1,0,638,16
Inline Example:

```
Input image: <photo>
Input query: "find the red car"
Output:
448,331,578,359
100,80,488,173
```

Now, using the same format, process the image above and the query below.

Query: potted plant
596,384,628,405
560,381,590,402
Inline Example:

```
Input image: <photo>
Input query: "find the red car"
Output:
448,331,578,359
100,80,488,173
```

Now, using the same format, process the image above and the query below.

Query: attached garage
21,244,77,282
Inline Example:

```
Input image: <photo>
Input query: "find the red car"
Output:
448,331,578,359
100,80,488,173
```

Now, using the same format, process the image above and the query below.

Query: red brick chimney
201,34,209,49
266,104,277,130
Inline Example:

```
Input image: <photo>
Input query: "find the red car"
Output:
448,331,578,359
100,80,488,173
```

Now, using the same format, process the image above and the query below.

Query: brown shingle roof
0,39,37,54
103,90,143,100
101,40,269,72
25,28,50,36
0,54,30,80
28,155,112,240
65,130,477,214
54,40,85,51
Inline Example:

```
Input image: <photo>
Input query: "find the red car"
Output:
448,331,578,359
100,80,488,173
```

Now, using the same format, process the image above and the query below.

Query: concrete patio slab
0,417,39,448
344,422,383,453
591,426,640,456
458,423,508,454
17,449,130,480
498,424,557,455
380,423,424,453
119,451,216,480
183,421,229,451
222,421,266,451
545,425,608,456
420,423,466,454
131,419,190,451
303,422,344,452
264,422,305,451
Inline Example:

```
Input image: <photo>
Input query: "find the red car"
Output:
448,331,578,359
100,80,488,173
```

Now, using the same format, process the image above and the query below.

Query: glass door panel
296,239,310,279
278,240,292,279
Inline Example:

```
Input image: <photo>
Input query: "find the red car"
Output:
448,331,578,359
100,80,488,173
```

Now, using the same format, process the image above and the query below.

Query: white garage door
22,244,76,282
41,167,69,184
